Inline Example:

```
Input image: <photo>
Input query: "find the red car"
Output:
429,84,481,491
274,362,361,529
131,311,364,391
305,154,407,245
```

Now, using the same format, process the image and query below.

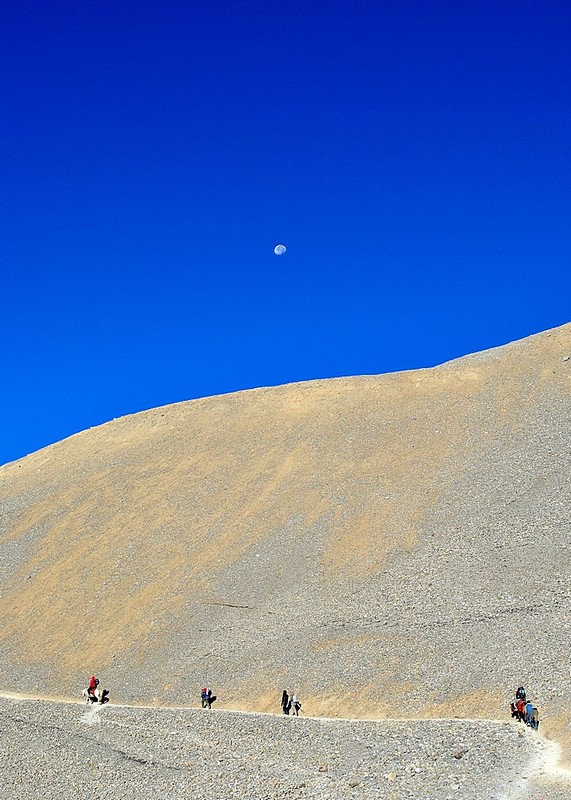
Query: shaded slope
0,324,570,752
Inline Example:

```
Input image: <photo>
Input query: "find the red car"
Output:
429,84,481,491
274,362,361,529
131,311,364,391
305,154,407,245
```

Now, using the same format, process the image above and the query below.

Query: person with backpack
516,685,526,701
281,689,290,715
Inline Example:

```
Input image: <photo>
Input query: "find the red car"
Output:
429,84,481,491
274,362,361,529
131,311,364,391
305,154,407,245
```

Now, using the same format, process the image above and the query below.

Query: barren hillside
1,324,570,754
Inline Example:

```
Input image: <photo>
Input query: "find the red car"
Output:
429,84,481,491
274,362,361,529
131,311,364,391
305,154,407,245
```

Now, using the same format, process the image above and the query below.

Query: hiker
290,693,301,716
281,689,290,715
525,700,533,726
87,675,99,700
201,687,212,709
516,685,526,701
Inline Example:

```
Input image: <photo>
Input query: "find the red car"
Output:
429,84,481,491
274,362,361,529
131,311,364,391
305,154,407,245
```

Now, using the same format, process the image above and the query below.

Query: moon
274,244,287,255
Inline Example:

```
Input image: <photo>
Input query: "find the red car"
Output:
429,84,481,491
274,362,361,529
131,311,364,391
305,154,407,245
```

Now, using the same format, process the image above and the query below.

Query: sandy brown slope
0,324,570,754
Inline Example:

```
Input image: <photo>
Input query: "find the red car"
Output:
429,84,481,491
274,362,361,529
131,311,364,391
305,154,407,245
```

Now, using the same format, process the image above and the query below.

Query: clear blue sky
1,0,570,466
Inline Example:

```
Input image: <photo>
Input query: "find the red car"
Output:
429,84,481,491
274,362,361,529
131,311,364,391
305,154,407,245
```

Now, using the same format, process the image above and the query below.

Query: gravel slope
1,696,568,800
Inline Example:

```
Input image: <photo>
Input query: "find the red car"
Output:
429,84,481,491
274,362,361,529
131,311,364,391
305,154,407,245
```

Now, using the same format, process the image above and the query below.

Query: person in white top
290,693,301,716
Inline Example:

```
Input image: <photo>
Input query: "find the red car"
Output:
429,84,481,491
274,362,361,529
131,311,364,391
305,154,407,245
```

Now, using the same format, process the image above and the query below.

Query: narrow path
0,688,535,721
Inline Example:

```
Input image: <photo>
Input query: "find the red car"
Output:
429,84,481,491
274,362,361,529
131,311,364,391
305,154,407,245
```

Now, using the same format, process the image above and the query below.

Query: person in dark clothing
516,686,526,701
281,689,290,715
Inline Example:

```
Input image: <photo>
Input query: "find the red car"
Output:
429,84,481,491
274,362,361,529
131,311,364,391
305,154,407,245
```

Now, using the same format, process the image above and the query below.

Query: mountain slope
1,324,569,752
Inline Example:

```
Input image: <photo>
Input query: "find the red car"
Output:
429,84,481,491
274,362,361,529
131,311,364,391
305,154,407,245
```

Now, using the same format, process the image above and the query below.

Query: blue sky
1,0,570,466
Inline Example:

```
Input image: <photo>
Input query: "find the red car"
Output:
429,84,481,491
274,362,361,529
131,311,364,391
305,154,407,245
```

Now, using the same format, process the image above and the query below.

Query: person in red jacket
88,675,99,700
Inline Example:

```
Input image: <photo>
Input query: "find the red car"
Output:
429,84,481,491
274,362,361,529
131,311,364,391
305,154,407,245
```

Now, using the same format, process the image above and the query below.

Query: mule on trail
82,686,109,704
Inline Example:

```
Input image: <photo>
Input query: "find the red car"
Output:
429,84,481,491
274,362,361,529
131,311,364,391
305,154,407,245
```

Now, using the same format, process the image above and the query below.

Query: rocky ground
0,696,569,800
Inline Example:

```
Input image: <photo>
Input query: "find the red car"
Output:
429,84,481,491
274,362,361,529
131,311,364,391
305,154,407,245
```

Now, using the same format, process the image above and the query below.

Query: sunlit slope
1,324,569,744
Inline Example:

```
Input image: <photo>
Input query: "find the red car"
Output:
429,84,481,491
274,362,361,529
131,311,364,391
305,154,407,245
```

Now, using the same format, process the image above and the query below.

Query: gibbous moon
274,244,287,255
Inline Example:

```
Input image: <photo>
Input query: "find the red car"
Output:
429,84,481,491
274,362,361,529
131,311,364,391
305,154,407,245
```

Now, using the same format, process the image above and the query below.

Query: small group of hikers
510,685,539,730
87,676,542,731
199,686,302,716
281,689,302,716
